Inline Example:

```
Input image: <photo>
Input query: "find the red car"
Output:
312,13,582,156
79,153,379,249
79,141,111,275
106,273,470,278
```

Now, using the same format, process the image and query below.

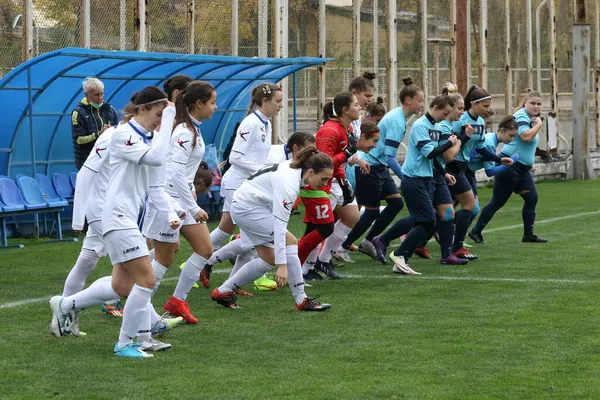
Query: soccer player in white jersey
209,83,283,251
211,147,333,311
199,131,316,290
49,86,178,358
141,81,217,325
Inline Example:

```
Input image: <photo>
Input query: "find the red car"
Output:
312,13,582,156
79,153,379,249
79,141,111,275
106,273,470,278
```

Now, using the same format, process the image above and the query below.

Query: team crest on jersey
95,146,107,158
261,133,266,142
239,131,249,141
124,136,135,146
428,129,441,142
282,200,292,211
177,139,189,149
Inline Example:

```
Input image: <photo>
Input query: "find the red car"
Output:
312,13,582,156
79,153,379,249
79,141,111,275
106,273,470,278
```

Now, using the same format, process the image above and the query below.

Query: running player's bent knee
521,189,538,208
316,222,335,238
385,196,404,212
363,208,380,222
473,199,480,217
442,206,454,221
286,232,298,246
419,220,437,235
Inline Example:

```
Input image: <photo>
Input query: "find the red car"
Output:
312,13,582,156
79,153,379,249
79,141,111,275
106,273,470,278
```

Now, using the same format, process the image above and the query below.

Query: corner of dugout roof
0,48,332,177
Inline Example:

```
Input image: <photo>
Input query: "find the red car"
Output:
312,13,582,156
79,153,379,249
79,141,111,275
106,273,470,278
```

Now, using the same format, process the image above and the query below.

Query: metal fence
0,0,596,148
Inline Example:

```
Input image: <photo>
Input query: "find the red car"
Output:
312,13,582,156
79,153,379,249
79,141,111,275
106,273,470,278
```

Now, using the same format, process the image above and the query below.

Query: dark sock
343,209,379,248
366,198,404,241
452,209,473,252
522,209,535,236
438,219,454,258
394,225,428,259
380,216,414,246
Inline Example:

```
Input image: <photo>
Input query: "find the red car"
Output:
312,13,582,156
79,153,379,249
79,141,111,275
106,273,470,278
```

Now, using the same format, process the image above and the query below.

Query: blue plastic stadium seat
69,172,77,191
52,173,73,200
0,178,27,212
19,176,67,208
36,174,65,202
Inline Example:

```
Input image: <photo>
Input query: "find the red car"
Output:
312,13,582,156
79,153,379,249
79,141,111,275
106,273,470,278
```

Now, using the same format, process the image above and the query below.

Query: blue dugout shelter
0,48,328,178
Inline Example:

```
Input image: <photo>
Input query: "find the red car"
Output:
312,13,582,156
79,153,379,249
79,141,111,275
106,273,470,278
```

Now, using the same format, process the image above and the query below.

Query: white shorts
330,180,358,209
82,221,107,257
142,202,192,243
230,202,275,250
105,229,150,265
220,186,236,213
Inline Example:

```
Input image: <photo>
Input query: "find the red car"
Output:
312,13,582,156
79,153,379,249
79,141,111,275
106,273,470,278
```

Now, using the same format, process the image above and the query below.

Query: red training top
314,120,352,193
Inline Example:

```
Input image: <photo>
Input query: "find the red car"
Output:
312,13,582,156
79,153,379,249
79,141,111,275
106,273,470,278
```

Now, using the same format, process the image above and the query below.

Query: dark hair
194,161,213,192
130,86,168,114
247,83,282,115
287,131,315,149
521,88,543,107
323,92,355,123
348,71,376,92
429,95,452,110
123,102,137,117
360,121,380,138
464,85,491,110
366,96,386,117
498,114,518,131
290,146,334,171
163,75,193,102
484,108,496,118
399,76,423,104
175,80,215,148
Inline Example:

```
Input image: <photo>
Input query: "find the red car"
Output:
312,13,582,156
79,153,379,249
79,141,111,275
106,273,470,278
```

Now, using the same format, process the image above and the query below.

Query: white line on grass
3,210,600,310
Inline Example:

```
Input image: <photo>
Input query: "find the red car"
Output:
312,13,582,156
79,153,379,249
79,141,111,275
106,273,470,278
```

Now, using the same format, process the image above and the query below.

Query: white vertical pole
421,0,428,100
480,0,487,88
526,0,534,89
273,0,289,142
450,0,456,84
373,0,378,90
466,0,472,88
231,0,239,55
120,0,127,50
535,0,547,92
138,0,146,51
353,0,361,77
188,0,195,54
387,0,397,109
596,0,600,148
23,0,33,60
504,0,511,114
82,0,91,48
258,0,268,57
548,0,558,113
318,0,326,123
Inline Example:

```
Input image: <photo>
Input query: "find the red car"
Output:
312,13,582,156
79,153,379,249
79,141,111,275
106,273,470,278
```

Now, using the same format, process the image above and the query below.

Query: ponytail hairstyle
441,82,463,105
497,114,518,131
246,83,282,116
521,88,543,108
163,75,193,102
366,96,386,117
130,86,168,114
348,71,376,92
174,80,215,148
122,102,137,123
323,91,355,123
484,108,496,118
399,76,423,104
194,161,213,193
290,146,334,171
429,94,452,110
464,85,491,111
287,131,316,149
360,121,380,138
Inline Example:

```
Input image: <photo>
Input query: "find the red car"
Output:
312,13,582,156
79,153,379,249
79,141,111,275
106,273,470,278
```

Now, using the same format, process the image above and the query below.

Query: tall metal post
136,0,147,51
82,0,91,48
258,0,268,57
433,42,440,94
504,0,511,114
317,0,326,123
466,0,471,88
421,0,428,100
27,67,35,176
450,0,457,84
572,1,595,179
479,0,488,88
536,0,547,92
273,0,288,142
231,0,239,55
526,0,534,89
120,0,127,50
387,0,397,109
373,0,378,91
23,0,33,61
548,0,558,112
455,0,468,93
353,0,361,77
188,0,195,54
596,0,600,148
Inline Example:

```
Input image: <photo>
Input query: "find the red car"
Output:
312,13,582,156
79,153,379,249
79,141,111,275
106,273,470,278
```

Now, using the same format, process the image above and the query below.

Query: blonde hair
441,82,463,104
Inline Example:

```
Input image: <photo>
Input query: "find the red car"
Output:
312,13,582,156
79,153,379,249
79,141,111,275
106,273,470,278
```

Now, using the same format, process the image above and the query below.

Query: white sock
218,258,272,293
286,245,306,305
60,275,119,313
62,249,99,296
148,248,155,262
319,221,353,263
208,239,244,265
137,302,153,342
150,305,162,326
302,246,320,274
228,248,257,279
210,227,231,249
118,284,152,347
173,253,208,301
151,259,168,297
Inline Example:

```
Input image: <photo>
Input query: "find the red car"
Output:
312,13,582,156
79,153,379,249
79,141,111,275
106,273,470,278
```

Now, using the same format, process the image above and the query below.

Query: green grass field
2,179,600,399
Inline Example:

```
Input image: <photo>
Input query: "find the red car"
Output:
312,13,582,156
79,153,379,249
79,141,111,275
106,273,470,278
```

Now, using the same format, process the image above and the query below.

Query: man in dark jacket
71,77,119,169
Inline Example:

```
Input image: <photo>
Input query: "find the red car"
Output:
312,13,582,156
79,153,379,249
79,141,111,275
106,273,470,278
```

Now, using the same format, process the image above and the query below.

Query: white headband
471,96,492,103
332,99,337,117
135,98,168,108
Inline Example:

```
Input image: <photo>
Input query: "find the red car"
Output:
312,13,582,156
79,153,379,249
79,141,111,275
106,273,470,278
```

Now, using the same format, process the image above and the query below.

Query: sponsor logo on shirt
95,146,107,158
124,135,136,147
177,139,189,149
239,131,249,141
269,231,274,236
282,200,292,211
261,133,266,142
123,246,140,254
